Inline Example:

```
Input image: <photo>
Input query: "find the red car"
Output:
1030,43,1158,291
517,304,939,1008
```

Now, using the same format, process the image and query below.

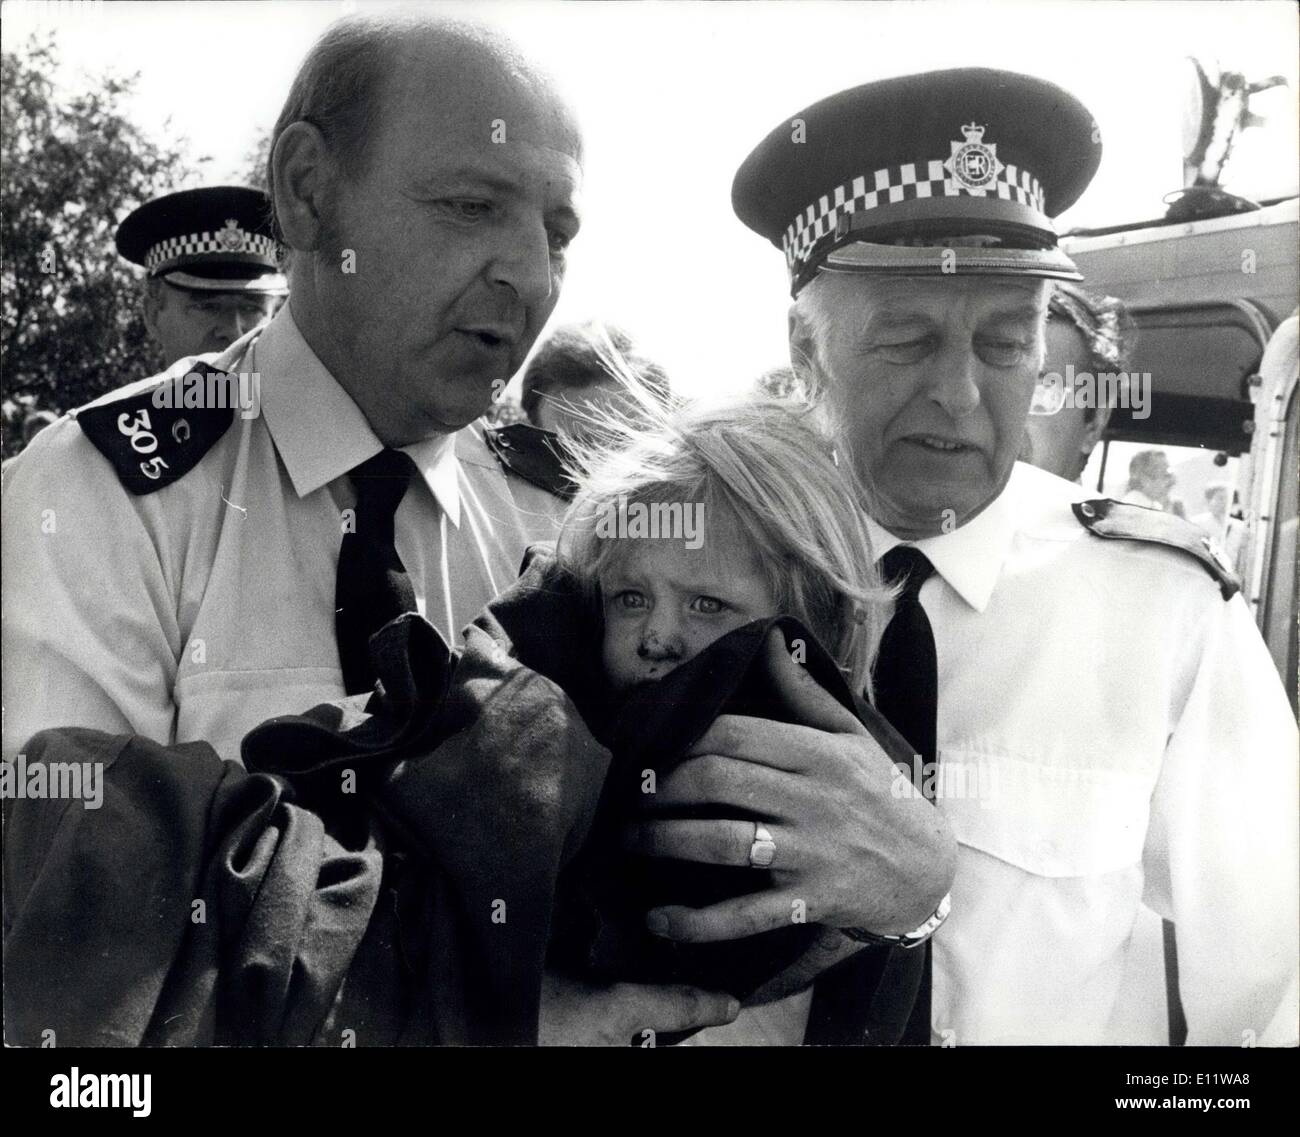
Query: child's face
600,535,777,690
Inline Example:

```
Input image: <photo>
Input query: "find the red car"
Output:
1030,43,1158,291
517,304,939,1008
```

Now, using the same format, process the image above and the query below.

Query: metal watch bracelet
843,893,952,949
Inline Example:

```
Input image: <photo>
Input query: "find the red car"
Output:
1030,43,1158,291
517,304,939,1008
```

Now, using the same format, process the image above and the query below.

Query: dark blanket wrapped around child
3,546,922,1045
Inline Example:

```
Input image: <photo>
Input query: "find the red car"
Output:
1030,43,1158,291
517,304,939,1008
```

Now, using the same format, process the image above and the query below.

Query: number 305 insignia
115,409,171,480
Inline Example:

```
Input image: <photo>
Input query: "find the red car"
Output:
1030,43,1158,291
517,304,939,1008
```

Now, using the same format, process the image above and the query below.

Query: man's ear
271,121,336,254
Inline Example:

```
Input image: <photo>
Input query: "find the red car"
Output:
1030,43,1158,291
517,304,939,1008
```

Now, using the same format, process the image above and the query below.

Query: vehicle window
1083,439,1244,527
1104,305,1267,456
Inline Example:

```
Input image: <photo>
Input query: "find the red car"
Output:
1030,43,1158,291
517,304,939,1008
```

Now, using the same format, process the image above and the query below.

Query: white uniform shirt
2,305,564,764
865,461,1299,1045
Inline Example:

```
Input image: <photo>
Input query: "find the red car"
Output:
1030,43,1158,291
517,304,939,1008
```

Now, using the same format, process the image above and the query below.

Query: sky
4,0,1298,398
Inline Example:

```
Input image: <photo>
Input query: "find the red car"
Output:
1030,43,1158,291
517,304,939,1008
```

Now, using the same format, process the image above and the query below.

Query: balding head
267,12,579,246
267,11,584,447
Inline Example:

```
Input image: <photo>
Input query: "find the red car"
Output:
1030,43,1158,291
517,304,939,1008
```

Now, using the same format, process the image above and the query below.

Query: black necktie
871,545,938,1045
335,449,418,695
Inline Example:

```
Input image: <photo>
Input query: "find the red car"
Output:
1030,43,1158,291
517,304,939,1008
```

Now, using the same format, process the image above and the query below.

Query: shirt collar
252,303,462,526
864,466,1021,612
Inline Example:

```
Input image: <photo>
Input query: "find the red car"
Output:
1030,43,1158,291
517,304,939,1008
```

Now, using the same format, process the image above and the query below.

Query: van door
1243,313,1299,708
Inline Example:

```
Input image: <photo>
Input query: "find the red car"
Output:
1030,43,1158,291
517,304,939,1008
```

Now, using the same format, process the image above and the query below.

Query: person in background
520,321,671,445
1,409,60,472
1022,284,1132,484
115,185,288,366
1121,448,1176,510
1192,481,1246,565
21,409,58,447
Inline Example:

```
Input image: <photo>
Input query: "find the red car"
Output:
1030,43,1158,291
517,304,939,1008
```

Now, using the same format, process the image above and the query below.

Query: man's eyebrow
861,308,935,334
413,168,520,195
981,304,1045,326
548,203,581,231
858,300,1044,336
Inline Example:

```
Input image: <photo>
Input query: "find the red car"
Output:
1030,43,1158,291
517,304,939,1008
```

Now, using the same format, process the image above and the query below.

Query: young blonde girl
529,379,899,1035
555,393,893,701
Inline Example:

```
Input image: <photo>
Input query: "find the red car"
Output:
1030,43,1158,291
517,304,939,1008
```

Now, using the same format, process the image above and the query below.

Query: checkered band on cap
145,226,280,274
782,159,1046,272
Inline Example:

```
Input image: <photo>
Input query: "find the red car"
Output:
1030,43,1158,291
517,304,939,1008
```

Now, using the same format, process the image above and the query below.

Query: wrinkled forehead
825,272,1050,323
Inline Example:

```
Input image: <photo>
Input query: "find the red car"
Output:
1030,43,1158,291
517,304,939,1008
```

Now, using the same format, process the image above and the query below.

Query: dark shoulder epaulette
485,422,577,501
1072,498,1240,601
72,362,236,495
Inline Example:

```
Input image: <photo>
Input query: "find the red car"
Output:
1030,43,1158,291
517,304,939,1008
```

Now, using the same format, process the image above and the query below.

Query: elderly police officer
116,185,288,366
733,67,1298,1045
2,11,955,1046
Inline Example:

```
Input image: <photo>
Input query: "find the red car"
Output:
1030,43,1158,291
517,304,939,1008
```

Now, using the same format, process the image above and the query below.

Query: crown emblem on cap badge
218,218,246,252
946,121,1003,191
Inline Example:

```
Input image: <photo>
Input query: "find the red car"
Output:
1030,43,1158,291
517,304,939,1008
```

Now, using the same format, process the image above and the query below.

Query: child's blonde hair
556,373,892,696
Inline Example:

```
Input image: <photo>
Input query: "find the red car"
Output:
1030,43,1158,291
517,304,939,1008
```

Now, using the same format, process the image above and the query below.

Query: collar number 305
116,408,171,480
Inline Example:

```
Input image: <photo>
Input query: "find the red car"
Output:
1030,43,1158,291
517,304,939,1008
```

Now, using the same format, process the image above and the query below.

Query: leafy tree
241,127,271,194
1,34,208,456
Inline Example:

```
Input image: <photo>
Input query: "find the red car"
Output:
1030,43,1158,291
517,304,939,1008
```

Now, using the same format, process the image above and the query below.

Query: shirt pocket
938,748,1153,878
174,665,345,763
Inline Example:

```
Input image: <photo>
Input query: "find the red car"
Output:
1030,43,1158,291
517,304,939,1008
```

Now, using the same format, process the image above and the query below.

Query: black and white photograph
1,0,1296,1119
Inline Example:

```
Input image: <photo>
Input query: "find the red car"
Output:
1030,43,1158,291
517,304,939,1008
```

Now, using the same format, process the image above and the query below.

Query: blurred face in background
146,284,280,365
1022,318,1112,483
1135,452,1175,504
1204,485,1229,522
532,379,636,444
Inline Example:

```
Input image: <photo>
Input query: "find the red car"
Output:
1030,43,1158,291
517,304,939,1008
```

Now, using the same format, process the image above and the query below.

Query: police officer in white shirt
114,185,289,367
2,10,956,1046
732,67,1299,1045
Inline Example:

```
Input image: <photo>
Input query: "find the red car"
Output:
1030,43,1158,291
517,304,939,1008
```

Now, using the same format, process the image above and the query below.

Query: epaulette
73,362,236,495
1072,498,1240,601
484,422,577,501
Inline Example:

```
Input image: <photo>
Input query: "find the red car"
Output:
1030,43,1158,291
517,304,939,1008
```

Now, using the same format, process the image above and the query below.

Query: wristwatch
843,893,951,949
